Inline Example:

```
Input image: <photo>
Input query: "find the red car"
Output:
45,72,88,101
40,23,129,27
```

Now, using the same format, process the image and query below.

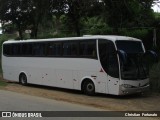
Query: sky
152,3,160,12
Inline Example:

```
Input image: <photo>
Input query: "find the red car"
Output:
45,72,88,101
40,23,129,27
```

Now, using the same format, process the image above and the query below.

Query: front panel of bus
98,39,149,95
116,40,149,95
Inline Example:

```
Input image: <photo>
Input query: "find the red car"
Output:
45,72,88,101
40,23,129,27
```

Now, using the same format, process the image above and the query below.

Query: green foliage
150,62,160,92
0,34,16,44
2,23,17,34
119,29,149,39
0,34,17,55
0,80,8,87
103,0,155,28
0,0,31,39
0,0,156,38
0,0,158,50
83,17,112,35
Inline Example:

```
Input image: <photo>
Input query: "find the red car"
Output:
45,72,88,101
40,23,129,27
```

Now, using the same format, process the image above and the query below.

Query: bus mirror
117,50,127,64
145,50,158,63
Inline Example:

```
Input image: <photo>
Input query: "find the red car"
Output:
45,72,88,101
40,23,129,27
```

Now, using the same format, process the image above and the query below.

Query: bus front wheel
83,80,95,96
19,73,27,85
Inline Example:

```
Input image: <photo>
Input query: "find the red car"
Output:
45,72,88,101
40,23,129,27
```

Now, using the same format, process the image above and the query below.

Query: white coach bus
2,35,154,95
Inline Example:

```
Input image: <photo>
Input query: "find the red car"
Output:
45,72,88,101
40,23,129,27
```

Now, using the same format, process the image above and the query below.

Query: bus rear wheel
19,73,27,85
83,80,95,96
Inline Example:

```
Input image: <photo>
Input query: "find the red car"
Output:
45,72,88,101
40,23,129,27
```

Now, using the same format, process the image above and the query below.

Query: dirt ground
1,79,160,111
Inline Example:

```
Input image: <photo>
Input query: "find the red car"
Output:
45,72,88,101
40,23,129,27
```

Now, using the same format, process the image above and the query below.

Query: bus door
98,40,120,94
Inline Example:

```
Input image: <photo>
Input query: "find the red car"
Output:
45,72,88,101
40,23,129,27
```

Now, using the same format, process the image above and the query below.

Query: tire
19,73,27,85
83,80,95,96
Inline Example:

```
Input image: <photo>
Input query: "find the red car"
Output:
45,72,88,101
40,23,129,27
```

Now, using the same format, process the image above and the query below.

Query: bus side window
63,42,78,56
70,42,78,56
98,40,108,72
12,44,21,56
32,43,45,56
99,40,119,78
3,44,12,56
107,41,119,78
63,42,71,56
47,42,62,56
88,41,96,57
27,43,33,56
55,43,62,56
47,42,55,55
79,40,97,58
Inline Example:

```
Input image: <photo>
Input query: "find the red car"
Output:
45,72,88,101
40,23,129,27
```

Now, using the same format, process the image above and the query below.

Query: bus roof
3,35,141,44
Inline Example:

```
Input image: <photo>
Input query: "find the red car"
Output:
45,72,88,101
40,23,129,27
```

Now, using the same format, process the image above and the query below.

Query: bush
37,32,54,39
83,17,112,35
0,34,17,54
149,62,160,92
37,32,67,39
119,28,149,39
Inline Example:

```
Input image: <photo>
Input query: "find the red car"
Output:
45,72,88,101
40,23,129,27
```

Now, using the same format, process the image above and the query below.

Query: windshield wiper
136,54,147,79
139,55,147,79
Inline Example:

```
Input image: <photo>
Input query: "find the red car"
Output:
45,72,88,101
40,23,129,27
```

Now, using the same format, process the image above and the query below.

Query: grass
0,60,7,87
0,80,8,87
150,62,160,93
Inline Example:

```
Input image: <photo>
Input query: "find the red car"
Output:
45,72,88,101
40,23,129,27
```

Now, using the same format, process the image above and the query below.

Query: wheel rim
86,83,94,92
21,75,26,84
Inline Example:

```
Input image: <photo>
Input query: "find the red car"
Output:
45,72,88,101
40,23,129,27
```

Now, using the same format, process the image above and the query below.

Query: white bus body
2,35,150,95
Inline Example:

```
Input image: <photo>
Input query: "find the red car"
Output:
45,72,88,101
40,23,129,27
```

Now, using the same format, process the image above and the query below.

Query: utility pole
153,28,157,48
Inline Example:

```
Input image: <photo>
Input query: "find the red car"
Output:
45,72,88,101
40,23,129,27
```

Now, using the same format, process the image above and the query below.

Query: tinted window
4,44,22,56
116,41,144,53
70,42,78,55
3,40,97,59
3,44,12,55
98,40,108,72
63,42,71,56
79,41,96,58
47,42,62,56
21,43,32,56
26,43,33,55
12,44,21,56
99,39,119,78
32,43,45,56
63,42,78,56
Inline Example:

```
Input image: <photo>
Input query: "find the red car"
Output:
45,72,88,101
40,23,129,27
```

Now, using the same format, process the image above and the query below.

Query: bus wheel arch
81,78,95,96
19,72,28,85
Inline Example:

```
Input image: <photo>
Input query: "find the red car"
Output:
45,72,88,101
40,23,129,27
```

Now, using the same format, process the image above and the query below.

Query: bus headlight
121,84,135,88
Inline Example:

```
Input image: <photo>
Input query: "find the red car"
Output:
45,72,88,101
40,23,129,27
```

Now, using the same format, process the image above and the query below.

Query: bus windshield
116,40,148,80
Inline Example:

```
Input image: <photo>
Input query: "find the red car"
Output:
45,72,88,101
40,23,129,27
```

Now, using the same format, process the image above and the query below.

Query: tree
27,0,51,38
49,0,67,34
65,0,96,36
102,0,155,34
0,0,30,39
0,0,157,39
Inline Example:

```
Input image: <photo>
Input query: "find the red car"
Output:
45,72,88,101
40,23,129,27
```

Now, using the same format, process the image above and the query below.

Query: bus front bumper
119,84,150,95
